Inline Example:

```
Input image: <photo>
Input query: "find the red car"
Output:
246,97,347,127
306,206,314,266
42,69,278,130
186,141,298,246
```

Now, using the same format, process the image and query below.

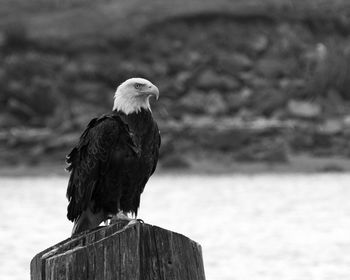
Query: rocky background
1,0,350,172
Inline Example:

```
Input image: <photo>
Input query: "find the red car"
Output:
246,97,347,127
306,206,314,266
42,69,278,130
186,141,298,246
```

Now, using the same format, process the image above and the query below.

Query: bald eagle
66,78,160,236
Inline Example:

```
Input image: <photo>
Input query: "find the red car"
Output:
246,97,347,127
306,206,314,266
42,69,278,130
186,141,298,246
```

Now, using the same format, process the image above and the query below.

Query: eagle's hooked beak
146,84,159,100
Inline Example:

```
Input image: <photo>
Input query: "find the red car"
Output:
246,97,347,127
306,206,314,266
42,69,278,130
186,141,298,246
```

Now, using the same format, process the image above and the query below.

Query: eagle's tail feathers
71,208,107,236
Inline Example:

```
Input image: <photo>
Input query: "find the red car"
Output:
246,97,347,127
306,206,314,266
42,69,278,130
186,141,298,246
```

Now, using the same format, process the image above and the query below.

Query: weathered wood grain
31,222,205,280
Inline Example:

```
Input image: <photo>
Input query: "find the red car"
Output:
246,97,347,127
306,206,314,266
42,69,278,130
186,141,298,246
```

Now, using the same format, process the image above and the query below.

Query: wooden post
30,221,206,280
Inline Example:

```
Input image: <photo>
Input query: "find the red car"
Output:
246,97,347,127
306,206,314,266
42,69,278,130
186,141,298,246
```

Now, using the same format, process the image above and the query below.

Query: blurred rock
0,112,21,128
319,119,343,135
235,139,288,163
73,82,109,104
46,133,79,150
235,108,256,120
312,132,332,148
239,71,254,83
230,53,253,69
152,62,168,75
287,100,322,119
343,115,350,127
250,34,269,53
198,128,253,150
197,69,240,91
218,53,253,73
1,23,29,50
179,90,207,113
250,89,287,117
256,57,285,78
158,134,175,158
249,76,273,89
62,61,80,78
29,145,46,158
179,90,228,115
195,125,285,154
290,127,315,151
226,87,252,111
7,80,23,92
0,32,5,47
7,98,36,119
319,164,345,173
276,23,306,54
279,78,306,91
175,71,192,91
161,155,191,169
187,51,202,65
205,91,228,115
181,115,215,128
27,77,58,117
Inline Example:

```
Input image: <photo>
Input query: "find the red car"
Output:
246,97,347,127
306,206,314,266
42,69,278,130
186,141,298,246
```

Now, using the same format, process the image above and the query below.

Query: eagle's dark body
66,108,160,233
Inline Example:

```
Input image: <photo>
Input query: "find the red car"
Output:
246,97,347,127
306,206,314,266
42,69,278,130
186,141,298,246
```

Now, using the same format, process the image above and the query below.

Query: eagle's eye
134,83,143,89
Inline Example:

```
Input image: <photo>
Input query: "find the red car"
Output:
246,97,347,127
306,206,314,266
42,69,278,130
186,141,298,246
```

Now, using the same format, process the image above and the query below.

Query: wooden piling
30,221,206,280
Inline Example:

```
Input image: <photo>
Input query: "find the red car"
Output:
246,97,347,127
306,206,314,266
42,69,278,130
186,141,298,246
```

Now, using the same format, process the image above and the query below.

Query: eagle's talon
123,218,144,229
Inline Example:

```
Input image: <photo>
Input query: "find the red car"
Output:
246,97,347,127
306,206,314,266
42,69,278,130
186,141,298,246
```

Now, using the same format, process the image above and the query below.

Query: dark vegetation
1,0,350,171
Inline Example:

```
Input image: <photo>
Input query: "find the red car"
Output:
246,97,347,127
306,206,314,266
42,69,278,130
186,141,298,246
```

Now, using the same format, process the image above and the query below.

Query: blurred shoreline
2,1,350,173
1,154,349,177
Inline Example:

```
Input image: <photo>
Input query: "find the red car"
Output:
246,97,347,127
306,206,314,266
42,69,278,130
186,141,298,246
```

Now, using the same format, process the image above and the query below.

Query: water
0,174,349,280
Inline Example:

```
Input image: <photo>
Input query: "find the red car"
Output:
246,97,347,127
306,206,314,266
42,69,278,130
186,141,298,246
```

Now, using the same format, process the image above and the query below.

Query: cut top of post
31,221,206,280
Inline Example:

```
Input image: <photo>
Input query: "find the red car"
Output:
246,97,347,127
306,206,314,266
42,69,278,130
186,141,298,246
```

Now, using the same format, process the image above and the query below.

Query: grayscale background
0,1,350,279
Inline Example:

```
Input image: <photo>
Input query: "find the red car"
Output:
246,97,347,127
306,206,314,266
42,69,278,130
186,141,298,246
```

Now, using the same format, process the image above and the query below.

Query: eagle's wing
150,124,161,177
66,115,121,221
138,122,161,198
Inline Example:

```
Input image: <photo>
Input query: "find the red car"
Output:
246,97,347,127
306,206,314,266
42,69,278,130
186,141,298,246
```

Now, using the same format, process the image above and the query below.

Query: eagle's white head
113,78,159,115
